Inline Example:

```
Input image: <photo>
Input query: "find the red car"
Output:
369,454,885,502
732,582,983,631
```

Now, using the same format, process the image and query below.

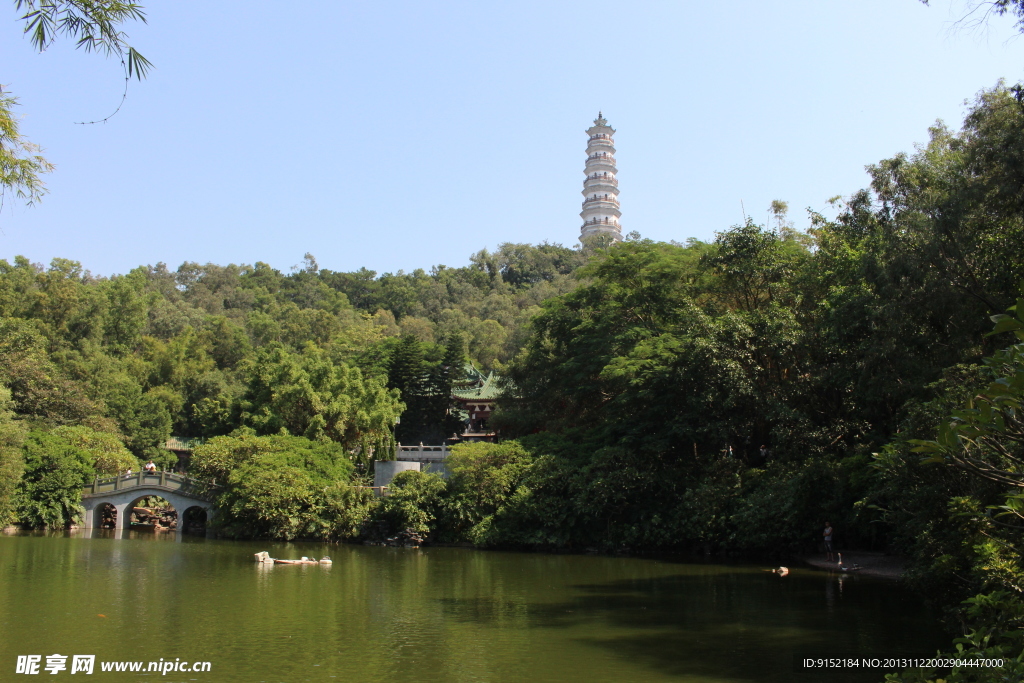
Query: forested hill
0,240,588,452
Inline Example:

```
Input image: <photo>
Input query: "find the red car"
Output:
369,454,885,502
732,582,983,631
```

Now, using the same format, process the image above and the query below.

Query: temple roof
452,363,501,400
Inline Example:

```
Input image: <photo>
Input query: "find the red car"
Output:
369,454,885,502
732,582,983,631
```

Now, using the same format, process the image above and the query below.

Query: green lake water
0,530,948,682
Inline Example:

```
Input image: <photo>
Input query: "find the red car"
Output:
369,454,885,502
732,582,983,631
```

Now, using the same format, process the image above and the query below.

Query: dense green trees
441,440,533,544
367,470,446,543
877,306,1024,681
189,431,371,540
0,239,589,532
17,431,94,528
239,343,400,460
16,425,133,528
456,83,1024,679
0,238,588,534
0,387,25,526
386,333,466,444
480,85,1024,567
361,441,534,545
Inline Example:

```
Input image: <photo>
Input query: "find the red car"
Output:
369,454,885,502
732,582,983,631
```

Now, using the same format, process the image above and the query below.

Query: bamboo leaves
0,93,55,208
5,1,152,205
14,0,151,77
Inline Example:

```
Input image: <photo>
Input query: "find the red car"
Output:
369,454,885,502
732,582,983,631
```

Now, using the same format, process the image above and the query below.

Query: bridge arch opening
126,495,178,531
180,506,208,535
95,503,117,529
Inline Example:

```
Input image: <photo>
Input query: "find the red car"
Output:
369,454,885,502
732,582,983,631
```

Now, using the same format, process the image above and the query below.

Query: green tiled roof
453,364,501,400
164,437,205,451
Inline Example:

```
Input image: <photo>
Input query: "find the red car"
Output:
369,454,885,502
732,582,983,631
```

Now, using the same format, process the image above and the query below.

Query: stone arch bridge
81,471,219,535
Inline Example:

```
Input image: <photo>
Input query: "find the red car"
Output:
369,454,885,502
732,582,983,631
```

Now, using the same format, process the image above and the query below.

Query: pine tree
428,334,466,442
387,336,429,443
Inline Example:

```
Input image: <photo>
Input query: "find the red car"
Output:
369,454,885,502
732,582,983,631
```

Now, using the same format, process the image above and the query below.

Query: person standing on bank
823,521,835,562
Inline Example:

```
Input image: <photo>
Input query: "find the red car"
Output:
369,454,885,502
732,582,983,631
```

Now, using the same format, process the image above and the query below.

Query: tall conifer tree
387,335,429,443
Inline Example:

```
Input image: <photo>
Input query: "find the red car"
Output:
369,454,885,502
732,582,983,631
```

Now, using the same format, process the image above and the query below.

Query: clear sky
2,1,1022,277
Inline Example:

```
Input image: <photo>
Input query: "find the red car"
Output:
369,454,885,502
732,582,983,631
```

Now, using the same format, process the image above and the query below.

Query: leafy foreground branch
3,0,152,206
0,93,54,207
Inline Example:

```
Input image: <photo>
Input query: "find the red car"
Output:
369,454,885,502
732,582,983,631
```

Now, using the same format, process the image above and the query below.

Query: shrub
367,470,446,542
17,431,94,528
440,440,533,542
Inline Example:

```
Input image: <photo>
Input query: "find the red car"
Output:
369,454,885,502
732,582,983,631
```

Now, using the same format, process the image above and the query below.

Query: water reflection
63,525,216,542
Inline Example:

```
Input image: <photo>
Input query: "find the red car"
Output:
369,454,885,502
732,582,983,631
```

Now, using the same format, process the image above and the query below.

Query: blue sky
2,0,1023,277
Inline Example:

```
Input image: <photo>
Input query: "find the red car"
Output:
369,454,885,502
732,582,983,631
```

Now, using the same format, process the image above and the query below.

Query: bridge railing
395,444,450,462
83,471,220,502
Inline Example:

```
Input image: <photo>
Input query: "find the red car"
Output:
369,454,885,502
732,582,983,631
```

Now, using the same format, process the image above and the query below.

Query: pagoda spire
580,112,621,243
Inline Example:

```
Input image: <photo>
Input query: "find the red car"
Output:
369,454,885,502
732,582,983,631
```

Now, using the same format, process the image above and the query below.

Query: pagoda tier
580,112,622,242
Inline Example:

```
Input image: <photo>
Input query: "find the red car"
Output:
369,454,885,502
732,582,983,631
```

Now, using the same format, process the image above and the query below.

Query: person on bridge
144,461,157,473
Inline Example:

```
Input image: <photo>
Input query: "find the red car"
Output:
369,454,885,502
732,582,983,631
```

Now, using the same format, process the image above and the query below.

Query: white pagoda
579,112,622,243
